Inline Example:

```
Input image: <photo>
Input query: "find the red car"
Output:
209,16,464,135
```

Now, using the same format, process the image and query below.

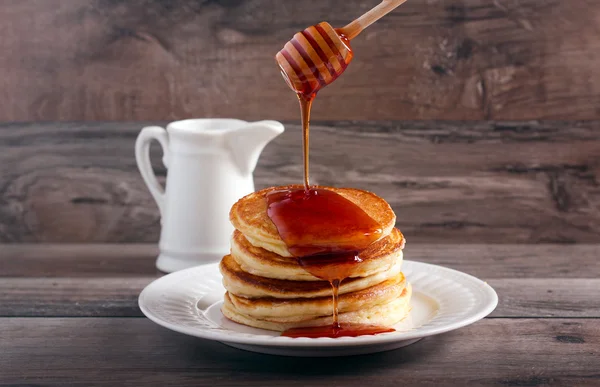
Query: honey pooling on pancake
266,188,382,257
225,14,407,336
266,187,398,338
221,186,410,335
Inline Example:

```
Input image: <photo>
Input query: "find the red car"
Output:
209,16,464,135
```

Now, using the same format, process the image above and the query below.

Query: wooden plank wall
1,121,599,243
0,0,599,121
1,1,599,244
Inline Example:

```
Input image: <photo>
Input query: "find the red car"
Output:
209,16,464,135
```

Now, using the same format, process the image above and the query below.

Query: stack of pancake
220,186,411,331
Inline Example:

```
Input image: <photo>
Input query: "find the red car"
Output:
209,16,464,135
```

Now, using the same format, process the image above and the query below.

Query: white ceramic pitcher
135,119,284,273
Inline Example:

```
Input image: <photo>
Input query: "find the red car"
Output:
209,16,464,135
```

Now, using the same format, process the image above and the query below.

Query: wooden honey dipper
276,0,408,97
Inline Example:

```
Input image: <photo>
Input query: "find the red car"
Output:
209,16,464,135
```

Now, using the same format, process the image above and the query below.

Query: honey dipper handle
339,0,408,40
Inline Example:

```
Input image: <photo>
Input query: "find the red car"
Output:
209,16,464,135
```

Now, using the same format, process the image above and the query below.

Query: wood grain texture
2,245,598,385
1,121,599,243
488,279,600,318
1,318,599,386
0,278,148,317
0,244,159,277
2,277,599,318
1,0,600,121
3,244,600,278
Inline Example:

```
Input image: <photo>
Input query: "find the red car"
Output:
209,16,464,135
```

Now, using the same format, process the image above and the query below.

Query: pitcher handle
135,126,169,216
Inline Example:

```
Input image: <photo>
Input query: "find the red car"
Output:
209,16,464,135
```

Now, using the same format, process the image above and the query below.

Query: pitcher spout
226,120,285,175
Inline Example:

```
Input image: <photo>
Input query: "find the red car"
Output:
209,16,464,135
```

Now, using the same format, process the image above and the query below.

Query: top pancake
230,185,397,257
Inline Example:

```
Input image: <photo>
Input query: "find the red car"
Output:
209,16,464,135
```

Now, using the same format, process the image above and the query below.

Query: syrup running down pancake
220,185,411,336
264,185,398,335
250,3,411,337
226,273,406,319
222,284,412,332
230,228,405,281
230,185,397,258
220,252,403,299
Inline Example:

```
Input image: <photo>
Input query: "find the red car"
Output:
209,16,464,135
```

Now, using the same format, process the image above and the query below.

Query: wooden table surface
2,244,599,386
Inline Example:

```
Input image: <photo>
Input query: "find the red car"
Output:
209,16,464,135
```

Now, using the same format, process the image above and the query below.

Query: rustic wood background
1,121,599,243
1,0,600,244
1,0,599,121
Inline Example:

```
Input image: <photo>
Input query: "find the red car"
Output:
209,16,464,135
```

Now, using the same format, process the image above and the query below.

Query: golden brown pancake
226,273,406,319
220,253,402,299
230,228,405,281
221,184,411,333
230,185,397,257
222,284,412,331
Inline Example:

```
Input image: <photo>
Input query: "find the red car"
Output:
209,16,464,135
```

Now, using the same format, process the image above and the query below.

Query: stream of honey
268,33,397,338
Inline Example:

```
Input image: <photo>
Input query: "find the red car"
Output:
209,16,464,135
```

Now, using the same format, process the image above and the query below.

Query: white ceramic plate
139,260,497,357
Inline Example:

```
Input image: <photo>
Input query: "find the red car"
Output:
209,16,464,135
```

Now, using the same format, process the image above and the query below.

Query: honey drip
270,34,395,338
266,187,393,338
299,95,313,189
